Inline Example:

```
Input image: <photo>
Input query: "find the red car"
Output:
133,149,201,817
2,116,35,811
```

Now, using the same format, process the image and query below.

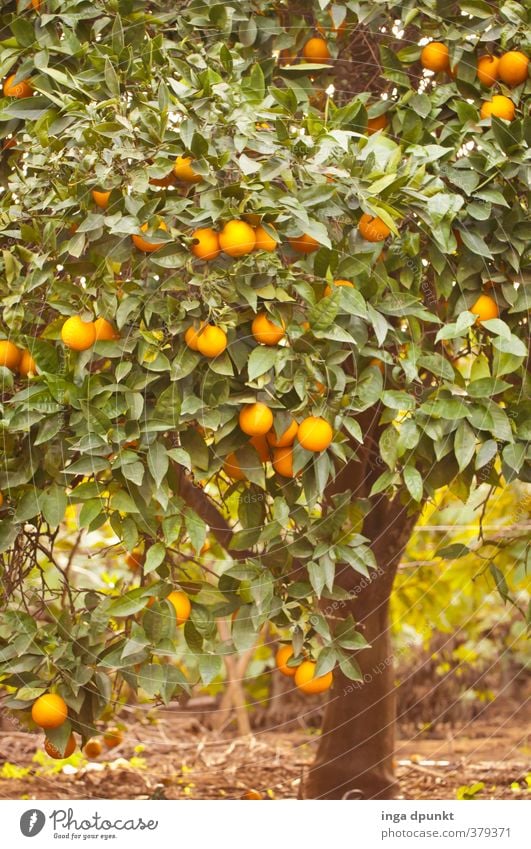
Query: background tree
0,0,529,798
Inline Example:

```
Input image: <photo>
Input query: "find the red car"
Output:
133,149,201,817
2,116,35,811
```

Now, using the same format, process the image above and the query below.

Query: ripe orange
149,171,177,187
294,660,333,694
370,358,385,374
94,317,119,341
125,550,144,572
31,693,68,729
224,452,246,481
92,189,111,209
420,42,450,73
84,739,102,759
184,325,201,350
251,312,285,346
219,220,256,257
250,434,270,463
477,55,499,86
61,316,96,351
191,227,220,261
44,733,76,760
498,51,529,87
196,324,227,357
18,349,37,376
174,155,201,183
272,446,295,478
358,213,391,242
244,789,264,800
3,74,33,98
239,402,274,436
367,114,388,135
324,279,354,297
32,0,41,9
254,224,278,252
0,492,4,508
480,95,515,121
276,645,298,676
267,418,298,448
297,416,333,452
302,37,331,62
167,590,191,625
103,728,123,749
0,340,22,371
289,233,320,254
470,293,499,323
132,220,168,252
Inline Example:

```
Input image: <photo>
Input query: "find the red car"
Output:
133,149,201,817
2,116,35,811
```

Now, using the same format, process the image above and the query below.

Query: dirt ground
1,693,529,801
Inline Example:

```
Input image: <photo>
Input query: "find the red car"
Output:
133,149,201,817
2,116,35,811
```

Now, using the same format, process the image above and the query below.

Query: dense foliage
0,0,529,754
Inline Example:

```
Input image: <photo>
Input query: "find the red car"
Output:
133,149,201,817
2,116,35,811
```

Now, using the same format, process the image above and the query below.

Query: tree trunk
302,498,418,799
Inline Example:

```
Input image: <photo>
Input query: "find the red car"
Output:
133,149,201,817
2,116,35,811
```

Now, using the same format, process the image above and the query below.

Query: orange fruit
470,293,499,324
224,452,246,481
32,0,41,9
191,227,220,261
244,789,263,800
302,37,331,62
174,155,201,183
0,340,22,371
297,416,333,452
3,74,32,98
294,660,333,694
0,492,4,508
249,434,270,463
239,402,274,436
132,220,168,252
18,349,37,376
31,693,68,729
324,279,354,297
367,114,388,135
480,95,515,121
272,446,295,478
44,733,76,760
289,233,320,254
251,312,285,346
267,418,298,448
94,317,119,341
358,213,391,242
149,171,177,187
167,590,191,625
276,645,298,676
219,220,256,257
125,550,144,572
84,739,102,759
92,189,111,209
254,224,278,252
200,539,211,555
103,728,123,749
61,316,96,351
370,358,385,374
184,325,201,350
420,42,450,73
477,55,499,86
196,324,227,357
497,51,529,87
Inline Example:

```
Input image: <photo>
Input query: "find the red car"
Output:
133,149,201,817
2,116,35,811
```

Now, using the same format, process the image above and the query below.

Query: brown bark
302,497,418,799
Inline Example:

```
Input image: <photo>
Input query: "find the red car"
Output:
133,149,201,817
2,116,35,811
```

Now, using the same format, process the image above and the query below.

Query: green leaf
147,441,169,489
247,345,278,381
454,420,476,471
144,542,166,575
436,543,470,560
403,464,423,502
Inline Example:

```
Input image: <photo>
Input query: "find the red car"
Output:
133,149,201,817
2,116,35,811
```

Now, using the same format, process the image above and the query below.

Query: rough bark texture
301,498,418,799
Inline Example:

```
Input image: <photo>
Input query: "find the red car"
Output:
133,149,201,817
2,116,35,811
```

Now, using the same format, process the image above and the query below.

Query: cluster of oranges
60,315,119,352
0,340,36,376
420,42,528,122
275,645,333,694
223,405,333,481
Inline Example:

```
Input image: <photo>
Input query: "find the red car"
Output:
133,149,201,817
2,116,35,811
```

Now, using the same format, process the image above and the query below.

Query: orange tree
0,0,529,798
